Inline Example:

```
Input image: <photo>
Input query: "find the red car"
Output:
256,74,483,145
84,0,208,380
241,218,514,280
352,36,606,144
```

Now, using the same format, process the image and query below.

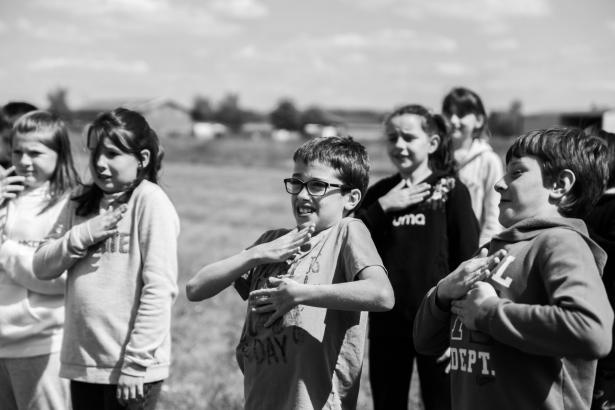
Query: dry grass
76,135,513,409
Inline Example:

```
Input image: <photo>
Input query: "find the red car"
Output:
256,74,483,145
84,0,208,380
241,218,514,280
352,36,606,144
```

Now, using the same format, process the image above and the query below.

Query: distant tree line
42,86,524,137
487,99,523,137
191,95,342,134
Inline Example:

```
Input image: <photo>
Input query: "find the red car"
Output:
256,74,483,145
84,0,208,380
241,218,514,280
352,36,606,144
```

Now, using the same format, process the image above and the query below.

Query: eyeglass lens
285,179,329,196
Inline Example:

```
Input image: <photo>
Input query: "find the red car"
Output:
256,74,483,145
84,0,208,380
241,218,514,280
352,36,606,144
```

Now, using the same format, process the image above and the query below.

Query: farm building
73,98,192,138
522,110,608,132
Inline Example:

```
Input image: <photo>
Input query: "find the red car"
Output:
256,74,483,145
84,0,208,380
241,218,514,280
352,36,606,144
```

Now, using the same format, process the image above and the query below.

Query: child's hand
0,166,25,201
436,347,451,374
116,373,144,405
378,180,431,212
436,248,507,308
253,224,314,264
451,281,499,330
86,204,128,244
249,276,303,327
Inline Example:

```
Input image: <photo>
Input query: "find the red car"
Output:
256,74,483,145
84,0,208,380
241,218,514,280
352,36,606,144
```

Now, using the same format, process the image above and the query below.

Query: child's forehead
14,130,52,144
292,159,340,179
506,155,544,169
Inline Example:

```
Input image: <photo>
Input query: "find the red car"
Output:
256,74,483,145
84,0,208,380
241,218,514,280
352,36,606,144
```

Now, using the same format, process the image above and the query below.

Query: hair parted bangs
441,87,487,118
13,110,81,200
76,107,163,216
384,104,456,175
506,127,609,218
293,135,370,197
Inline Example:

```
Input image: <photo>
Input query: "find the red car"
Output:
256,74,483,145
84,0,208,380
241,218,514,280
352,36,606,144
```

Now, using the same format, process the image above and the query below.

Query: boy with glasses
186,136,395,409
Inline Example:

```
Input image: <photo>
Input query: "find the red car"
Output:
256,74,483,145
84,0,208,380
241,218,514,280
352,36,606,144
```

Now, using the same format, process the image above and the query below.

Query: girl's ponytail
430,113,456,175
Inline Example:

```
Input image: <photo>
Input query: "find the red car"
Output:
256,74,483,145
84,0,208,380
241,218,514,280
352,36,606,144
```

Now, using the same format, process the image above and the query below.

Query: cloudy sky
1,0,614,114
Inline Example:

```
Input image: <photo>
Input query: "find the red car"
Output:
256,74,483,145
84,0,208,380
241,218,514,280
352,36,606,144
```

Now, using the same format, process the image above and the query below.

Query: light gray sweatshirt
33,180,179,384
0,183,68,358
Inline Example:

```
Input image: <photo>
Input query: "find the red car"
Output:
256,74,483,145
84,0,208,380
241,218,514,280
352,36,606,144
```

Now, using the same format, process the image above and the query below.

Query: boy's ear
344,188,362,212
549,169,575,200
139,149,151,169
428,134,441,154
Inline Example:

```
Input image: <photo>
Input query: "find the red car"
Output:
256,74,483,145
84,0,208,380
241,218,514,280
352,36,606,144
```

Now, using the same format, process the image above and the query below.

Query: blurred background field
70,132,512,410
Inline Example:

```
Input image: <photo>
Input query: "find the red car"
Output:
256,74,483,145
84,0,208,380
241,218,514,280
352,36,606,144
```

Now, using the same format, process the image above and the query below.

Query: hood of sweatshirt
456,138,494,169
492,216,607,273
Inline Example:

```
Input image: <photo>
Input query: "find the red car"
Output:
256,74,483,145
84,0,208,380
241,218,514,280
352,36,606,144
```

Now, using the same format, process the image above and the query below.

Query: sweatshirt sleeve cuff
426,286,451,321
68,222,94,254
121,361,147,378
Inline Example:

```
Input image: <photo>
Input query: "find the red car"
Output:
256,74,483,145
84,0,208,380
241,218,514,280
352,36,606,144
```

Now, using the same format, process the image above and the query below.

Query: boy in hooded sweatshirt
413,127,614,410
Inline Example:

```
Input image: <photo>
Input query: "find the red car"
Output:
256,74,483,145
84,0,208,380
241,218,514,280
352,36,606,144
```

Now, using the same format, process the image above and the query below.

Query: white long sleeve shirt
455,138,504,245
0,183,69,358
33,180,179,384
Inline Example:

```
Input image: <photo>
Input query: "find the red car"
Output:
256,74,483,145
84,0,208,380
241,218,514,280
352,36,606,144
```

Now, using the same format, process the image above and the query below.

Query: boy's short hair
506,127,609,218
586,127,615,189
293,135,370,196
2,101,38,125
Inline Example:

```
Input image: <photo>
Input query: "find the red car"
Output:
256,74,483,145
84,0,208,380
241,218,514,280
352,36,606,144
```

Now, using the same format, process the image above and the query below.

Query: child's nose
295,184,311,199
393,136,406,149
95,155,108,170
493,176,507,193
18,154,32,166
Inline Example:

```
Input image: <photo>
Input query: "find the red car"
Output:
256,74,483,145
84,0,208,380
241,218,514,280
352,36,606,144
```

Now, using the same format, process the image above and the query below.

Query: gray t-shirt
235,218,384,410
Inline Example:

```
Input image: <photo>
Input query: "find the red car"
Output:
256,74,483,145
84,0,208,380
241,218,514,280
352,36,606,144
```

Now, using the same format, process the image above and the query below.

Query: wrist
294,283,313,305
246,245,267,266
474,296,500,331
434,282,451,311
377,197,390,212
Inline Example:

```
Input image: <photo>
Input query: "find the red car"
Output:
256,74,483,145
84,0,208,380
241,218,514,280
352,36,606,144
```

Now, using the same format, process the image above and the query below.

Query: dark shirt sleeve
446,180,480,270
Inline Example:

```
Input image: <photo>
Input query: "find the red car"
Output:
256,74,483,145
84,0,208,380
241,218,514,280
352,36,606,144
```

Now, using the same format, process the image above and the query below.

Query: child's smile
290,160,351,233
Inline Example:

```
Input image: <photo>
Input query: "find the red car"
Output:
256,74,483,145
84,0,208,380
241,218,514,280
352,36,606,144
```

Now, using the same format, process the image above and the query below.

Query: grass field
79,135,512,410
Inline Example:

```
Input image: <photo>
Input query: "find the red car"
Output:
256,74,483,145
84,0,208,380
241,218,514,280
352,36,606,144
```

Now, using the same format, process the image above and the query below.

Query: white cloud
234,45,259,59
345,0,551,21
488,38,519,50
330,33,370,48
435,62,475,77
480,21,510,35
32,0,241,37
210,0,268,19
15,18,93,43
607,20,615,33
578,81,615,92
305,29,456,52
33,0,167,15
27,57,150,74
345,52,368,64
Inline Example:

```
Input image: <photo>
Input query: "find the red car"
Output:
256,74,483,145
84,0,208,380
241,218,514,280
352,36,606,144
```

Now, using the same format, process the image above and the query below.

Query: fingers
436,347,450,363
136,382,144,400
264,311,282,327
409,182,431,193
116,382,143,405
0,166,15,178
450,302,463,318
252,303,276,313
116,384,128,405
0,175,25,199
393,179,408,190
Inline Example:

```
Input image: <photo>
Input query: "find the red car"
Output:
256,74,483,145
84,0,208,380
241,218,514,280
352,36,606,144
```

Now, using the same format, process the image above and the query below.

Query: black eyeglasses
283,178,348,196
